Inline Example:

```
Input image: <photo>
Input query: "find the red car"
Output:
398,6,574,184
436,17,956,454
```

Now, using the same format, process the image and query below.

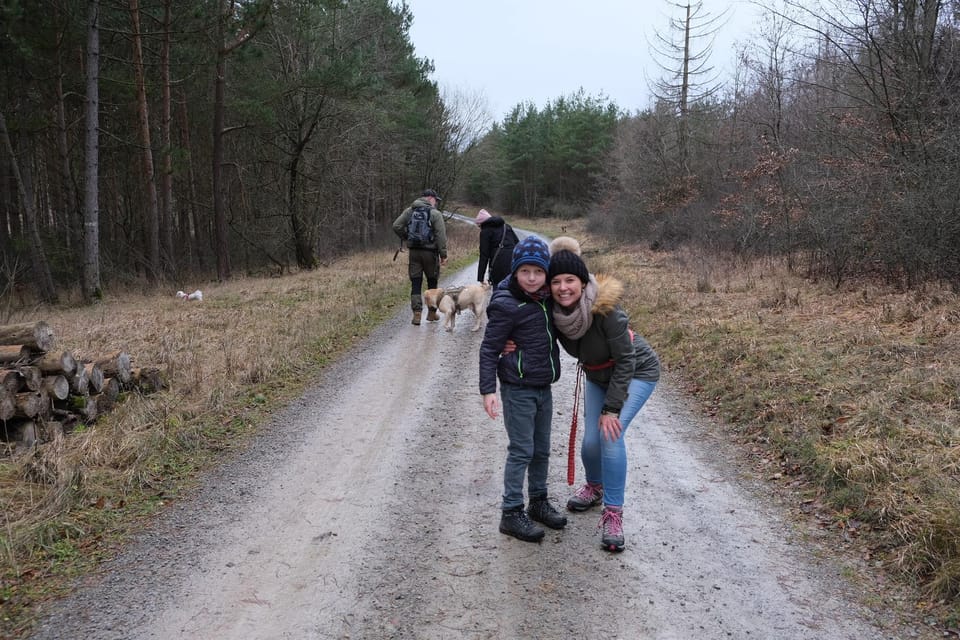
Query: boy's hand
502,339,517,355
483,393,500,419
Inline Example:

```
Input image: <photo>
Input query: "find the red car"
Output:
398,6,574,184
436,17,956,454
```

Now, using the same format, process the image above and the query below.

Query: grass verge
574,228,960,629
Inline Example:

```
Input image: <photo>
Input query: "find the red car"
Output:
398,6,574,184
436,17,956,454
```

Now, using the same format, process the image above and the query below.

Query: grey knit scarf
552,277,598,340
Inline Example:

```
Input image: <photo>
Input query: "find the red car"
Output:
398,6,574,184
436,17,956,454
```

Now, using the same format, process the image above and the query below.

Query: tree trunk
0,321,54,351
60,393,97,422
130,0,162,282
70,365,89,395
0,390,15,421
0,369,21,392
131,366,164,393
84,362,105,394
101,376,120,402
84,0,102,302
42,374,70,401
55,44,81,258
0,111,58,303
94,377,120,412
0,346,31,364
18,365,41,391
33,350,78,377
160,0,176,275
94,350,131,384
678,2,692,177
177,90,201,271
212,2,230,281
211,0,268,282
14,391,44,418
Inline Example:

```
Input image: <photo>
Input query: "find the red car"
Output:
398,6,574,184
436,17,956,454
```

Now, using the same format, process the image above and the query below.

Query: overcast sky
401,0,766,122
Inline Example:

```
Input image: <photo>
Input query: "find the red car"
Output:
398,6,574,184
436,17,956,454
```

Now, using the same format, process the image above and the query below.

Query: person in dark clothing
475,208,519,286
392,189,448,325
479,235,566,543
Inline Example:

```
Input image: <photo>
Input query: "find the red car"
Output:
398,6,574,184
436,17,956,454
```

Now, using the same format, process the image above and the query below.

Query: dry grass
0,221,478,637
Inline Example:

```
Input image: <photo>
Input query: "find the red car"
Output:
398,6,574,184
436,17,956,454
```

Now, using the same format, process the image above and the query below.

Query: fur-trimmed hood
591,273,624,316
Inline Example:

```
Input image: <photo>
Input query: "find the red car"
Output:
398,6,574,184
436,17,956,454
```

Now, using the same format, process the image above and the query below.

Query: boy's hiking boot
599,506,625,552
527,497,567,529
499,506,545,542
567,482,603,512
412,310,422,325
426,307,440,322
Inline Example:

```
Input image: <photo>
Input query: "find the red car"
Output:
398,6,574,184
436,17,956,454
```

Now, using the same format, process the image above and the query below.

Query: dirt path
29,263,933,640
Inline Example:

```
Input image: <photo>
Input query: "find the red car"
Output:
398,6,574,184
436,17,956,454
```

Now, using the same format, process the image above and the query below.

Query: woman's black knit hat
548,249,589,284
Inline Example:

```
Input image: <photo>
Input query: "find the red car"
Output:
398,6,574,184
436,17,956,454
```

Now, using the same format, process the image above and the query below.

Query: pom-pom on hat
547,249,590,284
549,236,581,256
511,236,550,274
475,209,492,225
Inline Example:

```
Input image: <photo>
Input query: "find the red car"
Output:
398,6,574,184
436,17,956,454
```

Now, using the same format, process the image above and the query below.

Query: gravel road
28,263,934,640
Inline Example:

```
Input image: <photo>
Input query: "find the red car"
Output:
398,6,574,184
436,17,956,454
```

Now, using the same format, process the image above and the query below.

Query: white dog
439,282,491,332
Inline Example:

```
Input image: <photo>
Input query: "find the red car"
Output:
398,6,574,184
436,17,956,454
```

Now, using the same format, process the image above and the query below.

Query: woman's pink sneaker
566,482,603,512
599,506,624,552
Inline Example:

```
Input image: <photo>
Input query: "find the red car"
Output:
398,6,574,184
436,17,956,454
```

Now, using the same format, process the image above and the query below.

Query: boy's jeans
500,383,553,510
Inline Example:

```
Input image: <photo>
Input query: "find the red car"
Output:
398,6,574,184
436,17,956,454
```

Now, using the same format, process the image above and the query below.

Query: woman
547,237,660,552
475,208,519,286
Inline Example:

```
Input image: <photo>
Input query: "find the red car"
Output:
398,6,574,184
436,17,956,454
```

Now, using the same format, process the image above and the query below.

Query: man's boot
426,307,440,322
411,294,423,325
527,496,568,529
499,505,545,542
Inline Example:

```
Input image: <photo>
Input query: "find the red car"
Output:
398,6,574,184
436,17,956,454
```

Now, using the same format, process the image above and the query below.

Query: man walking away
392,189,448,325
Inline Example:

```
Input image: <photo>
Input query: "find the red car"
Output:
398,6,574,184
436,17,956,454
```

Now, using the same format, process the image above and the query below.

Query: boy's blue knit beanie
511,236,550,273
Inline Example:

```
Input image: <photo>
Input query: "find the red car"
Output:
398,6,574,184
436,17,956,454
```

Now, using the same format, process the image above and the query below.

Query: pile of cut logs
0,320,164,448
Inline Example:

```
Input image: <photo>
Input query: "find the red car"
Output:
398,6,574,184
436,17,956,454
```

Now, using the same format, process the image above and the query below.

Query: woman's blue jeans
580,377,657,507
500,383,553,510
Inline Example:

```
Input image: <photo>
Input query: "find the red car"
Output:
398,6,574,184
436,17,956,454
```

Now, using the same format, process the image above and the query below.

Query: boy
479,235,566,542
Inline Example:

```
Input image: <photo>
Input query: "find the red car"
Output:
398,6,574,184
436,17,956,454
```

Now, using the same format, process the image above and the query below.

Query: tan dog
439,282,491,332
437,294,459,332
423,288,446,313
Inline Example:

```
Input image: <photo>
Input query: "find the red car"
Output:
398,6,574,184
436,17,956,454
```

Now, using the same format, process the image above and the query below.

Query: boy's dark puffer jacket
479,279,561,394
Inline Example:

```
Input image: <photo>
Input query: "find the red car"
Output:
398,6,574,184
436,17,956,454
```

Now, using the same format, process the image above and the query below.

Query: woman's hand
483,393,500,419
599,413,622,441
502,339,517,354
